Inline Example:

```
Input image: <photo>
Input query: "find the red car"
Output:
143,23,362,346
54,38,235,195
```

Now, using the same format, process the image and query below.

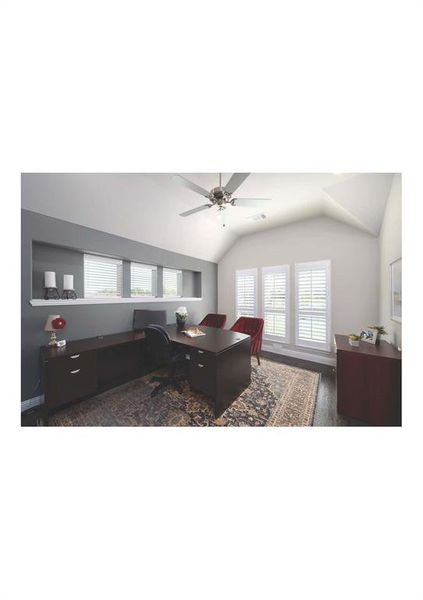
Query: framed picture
360,328,377,344
390,258,402,323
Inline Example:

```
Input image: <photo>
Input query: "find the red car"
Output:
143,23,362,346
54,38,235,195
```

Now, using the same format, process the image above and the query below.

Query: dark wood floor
261,350,366,426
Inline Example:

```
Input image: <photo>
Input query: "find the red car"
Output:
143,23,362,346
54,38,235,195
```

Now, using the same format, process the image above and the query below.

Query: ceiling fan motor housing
210,186,232,206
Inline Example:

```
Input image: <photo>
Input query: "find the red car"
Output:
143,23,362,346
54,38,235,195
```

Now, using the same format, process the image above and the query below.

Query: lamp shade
44,315,66,332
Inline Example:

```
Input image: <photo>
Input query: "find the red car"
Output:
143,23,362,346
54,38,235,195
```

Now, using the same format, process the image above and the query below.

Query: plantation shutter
263,266,288,341
163,268,182,297
295,261,330,350
130,263,157,297
236,269,257,317
84,254,122,298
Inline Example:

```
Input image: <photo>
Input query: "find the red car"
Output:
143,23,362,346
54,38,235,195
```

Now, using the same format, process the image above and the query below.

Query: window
163,268,182,297
295,260,331,350
130,262,157,297
262,265,289,342
236,269,257,318
84,254,122,298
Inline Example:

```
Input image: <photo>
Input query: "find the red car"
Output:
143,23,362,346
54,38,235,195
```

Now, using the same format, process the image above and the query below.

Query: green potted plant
348,333,361,347
368,325,387,343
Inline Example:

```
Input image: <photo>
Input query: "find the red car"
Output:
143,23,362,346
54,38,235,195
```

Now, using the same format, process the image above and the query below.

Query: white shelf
30,297,202,307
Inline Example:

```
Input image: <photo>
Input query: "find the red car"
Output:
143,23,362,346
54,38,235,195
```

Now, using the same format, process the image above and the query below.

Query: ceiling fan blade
233,198,272,207
173,174,211,198
179,204,212,217
225,173,250,194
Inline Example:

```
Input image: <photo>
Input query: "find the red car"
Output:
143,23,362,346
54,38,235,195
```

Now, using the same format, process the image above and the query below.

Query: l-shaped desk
41,325,251,419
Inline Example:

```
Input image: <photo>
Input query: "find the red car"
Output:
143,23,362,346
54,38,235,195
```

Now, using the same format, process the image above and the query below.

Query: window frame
235,268,258,319
163,267,183,298
295,260,331,351
83,253,123,299
262,264,290,343
130,261,157,298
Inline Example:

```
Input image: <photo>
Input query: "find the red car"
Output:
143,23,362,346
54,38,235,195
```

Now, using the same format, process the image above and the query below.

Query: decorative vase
369,328,380,344
176,316,186,331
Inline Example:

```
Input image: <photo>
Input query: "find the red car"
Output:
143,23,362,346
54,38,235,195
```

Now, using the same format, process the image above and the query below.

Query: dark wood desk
335,334,401,426
42,326,251,418
166,325,251,416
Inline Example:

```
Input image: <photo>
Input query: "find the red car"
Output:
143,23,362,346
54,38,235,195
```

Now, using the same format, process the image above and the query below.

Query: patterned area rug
49,358,319,427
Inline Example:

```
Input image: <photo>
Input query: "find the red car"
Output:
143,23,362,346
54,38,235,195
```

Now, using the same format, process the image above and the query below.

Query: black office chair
144,325,188,397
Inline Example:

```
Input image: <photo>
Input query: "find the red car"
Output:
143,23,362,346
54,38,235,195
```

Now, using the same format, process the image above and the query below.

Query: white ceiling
21,173,394,263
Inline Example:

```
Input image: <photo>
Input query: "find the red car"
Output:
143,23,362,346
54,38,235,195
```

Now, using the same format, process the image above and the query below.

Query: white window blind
236,269,257,318
262,265,289,341
163,268,182,297
84,254,122,298
130,262,157,297
295,260,331,350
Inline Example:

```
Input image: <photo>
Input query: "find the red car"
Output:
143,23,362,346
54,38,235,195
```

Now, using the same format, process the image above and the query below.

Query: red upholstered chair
199,313,227,329
230,317,264,365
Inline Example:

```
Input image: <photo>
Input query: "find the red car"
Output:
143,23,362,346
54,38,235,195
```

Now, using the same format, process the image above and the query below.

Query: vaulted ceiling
21,173,394,263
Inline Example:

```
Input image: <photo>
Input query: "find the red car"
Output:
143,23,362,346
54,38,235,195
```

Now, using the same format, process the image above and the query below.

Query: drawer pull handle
198,363,205,368
70,369,81,374
70,354,80,359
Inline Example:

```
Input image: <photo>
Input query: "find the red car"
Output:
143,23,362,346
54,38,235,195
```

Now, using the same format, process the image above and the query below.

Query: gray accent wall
21,209,218,402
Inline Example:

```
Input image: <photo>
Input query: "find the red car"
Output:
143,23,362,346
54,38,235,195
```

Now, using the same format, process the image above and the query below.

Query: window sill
29,297,202,307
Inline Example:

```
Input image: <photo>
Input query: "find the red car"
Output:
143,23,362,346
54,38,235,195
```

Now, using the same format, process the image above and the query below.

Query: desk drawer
47,351,94,373
189,348,214,367
189,358,215,397
45,351,97,408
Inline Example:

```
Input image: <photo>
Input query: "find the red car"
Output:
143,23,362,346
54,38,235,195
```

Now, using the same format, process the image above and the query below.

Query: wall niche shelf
30,297,202,307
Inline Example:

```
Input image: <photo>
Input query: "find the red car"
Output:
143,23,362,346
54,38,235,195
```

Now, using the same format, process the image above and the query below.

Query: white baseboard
262,343,336,367
21,395,44,412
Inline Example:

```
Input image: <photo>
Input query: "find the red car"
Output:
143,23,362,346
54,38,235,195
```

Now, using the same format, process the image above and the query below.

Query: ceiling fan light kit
175,173,272,225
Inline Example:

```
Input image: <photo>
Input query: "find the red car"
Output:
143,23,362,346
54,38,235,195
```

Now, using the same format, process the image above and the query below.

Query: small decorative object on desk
368,325,387,344
348,334,361,347
360,328,377,345
175,306,188,331
62,274,77,299
183,326,206,338
44,271,60,300
44,315,67,346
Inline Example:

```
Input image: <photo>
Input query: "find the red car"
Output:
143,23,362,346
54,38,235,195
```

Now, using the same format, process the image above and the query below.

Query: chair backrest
144,325,172,364
133,309,167,331
199,313,227,329
230,316,264,337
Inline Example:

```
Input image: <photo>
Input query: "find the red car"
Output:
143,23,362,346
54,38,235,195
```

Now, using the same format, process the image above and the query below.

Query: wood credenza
335,334,401,426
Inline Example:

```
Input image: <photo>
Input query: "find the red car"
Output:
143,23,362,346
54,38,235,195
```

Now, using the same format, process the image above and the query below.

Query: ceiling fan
174,173,271,225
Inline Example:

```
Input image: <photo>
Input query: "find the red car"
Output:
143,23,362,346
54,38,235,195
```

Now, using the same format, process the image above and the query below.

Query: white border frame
294,259,332,352
261,264,290,343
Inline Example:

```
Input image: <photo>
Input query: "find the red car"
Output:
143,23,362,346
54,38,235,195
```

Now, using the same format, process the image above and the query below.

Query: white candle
44,271,56,288
63,274,74,290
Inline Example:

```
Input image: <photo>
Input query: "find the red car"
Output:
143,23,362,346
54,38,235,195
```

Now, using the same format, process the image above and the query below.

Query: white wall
379,174,402,348
218,216,380,362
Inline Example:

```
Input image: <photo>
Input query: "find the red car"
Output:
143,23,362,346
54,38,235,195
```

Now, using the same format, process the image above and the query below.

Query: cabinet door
189,352,216,397
365,358,401,426
45,351,97,408
336,351,367,421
